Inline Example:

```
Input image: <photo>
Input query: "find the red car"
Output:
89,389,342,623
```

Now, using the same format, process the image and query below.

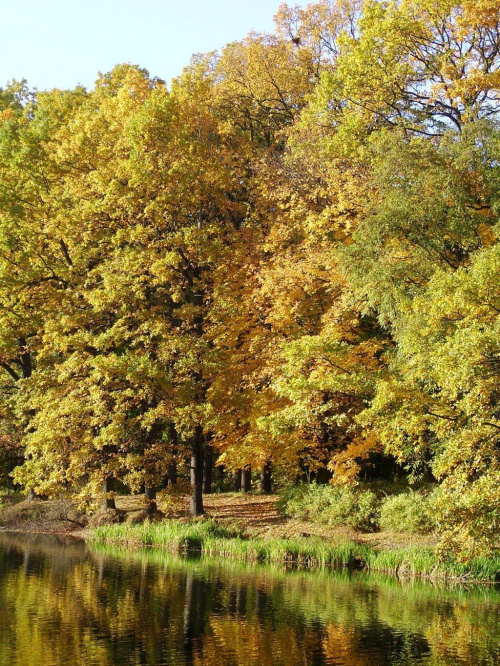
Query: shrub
379,490,437,534
275,483,309,516
278,483,380,532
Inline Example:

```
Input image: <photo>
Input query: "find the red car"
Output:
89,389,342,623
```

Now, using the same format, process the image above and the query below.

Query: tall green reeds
89,519,500,581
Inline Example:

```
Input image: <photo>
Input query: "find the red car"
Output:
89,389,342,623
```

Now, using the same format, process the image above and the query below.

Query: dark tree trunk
188,280,205,517
1,340,35,503
203,443,213,495
233,469,242,492
166,462,178,486
19,337,32,379
103,476,116,510
260,461,272,494
241,466,252,493
20,342,36,504
190,426,204,517
144,485,157,515
164,423,178,488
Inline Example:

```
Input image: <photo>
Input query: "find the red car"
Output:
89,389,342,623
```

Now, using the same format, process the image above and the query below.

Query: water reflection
0,532,499,665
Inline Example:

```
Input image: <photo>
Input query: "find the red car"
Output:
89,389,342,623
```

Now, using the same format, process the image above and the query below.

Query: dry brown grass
0,498,87,534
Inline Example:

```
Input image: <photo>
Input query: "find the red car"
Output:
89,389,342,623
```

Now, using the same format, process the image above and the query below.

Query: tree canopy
1,0,500,557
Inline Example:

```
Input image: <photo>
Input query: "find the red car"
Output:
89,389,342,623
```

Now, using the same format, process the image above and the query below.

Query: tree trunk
18,337,32,379
203,443,213,495
144,484,157,515
5,340,35,503
241,466,252,493
260,461,272,494
103,476,116,510
164,423,178,487
190,426,204,517
188,279,204,517
166,462,178,487
233,469,242,492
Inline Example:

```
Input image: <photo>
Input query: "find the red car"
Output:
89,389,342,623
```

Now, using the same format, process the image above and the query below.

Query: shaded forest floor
0,491,437,550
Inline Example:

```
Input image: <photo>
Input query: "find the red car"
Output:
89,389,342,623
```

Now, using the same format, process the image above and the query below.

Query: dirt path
202,493,356,541
203,493,286,530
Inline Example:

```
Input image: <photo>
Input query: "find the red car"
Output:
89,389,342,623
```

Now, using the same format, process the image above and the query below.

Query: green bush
379,490,437,534
278,483,381,532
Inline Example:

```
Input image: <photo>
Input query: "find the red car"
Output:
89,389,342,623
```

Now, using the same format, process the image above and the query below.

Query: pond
1,532,500,665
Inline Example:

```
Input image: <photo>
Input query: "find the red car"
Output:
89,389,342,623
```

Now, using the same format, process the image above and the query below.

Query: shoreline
2,522,499,584
2,494,499,584
86,519,500,584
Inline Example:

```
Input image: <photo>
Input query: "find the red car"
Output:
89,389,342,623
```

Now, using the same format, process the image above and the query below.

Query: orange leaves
329,432,382,485
461,0,500,30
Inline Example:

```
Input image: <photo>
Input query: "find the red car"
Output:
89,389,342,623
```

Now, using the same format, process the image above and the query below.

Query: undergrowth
277,482,438,534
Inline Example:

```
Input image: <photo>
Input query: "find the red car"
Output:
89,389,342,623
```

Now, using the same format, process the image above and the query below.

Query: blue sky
1,0,306,91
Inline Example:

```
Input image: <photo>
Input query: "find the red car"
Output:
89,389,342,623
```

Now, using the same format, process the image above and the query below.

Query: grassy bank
88,518,500,583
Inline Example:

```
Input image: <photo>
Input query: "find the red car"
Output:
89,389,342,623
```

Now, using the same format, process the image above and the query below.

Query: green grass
88,518,500,582
365,546,500,582
91,519,243,551
90,519,371,567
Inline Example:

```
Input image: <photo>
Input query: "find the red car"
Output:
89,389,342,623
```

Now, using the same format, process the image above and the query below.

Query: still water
1,532,500,665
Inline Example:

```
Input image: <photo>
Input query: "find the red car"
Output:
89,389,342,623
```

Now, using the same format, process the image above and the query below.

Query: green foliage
379,490,437,535
279,482,439,535
278,483,380,532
